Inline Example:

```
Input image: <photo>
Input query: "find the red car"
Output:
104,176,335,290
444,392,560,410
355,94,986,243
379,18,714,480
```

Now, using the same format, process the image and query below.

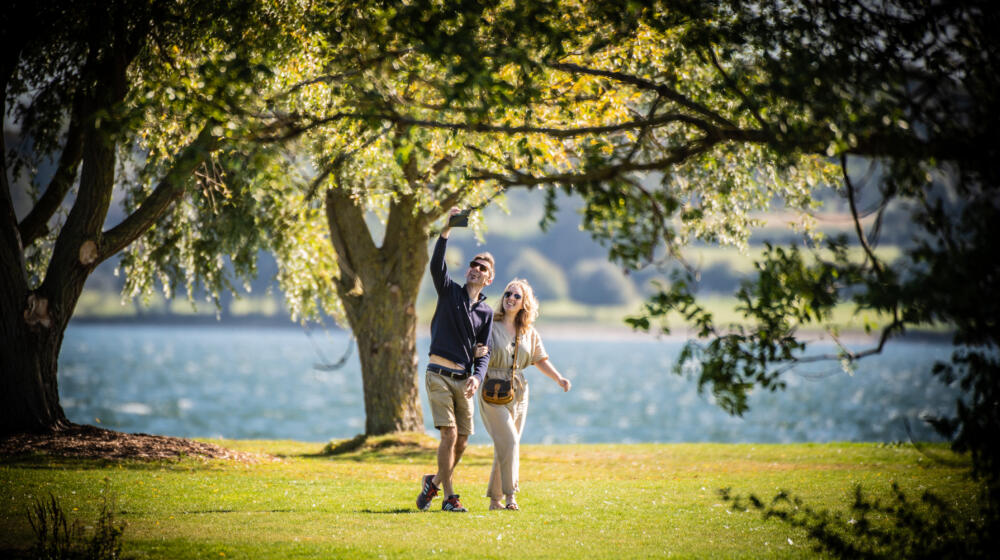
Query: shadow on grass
178,509,296,514
0,454,210,471
296,448,435,463
358,508,418,515
287,433,498,468
294,432,448,464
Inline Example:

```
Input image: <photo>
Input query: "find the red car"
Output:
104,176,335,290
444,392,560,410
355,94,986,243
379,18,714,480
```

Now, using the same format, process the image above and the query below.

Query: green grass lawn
0,437,979,558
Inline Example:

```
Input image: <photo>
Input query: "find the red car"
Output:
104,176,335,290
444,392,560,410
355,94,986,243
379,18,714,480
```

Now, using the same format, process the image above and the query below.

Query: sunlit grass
1,440,978,559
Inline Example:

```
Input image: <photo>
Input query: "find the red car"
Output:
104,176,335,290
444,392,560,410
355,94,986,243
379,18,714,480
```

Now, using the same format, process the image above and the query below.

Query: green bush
569,259,638,305
506,248,569,301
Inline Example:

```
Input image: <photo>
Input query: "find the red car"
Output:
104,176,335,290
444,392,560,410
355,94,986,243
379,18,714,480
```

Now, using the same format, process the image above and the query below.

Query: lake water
58,324,960,445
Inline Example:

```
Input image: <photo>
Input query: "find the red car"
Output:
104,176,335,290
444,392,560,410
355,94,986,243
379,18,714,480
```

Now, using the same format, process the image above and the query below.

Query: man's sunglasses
504,291,522,300
468,261,490,273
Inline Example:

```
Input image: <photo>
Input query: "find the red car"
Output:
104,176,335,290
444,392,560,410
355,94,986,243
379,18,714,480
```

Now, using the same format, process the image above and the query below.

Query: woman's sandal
504,502,520,511
489,501,505,511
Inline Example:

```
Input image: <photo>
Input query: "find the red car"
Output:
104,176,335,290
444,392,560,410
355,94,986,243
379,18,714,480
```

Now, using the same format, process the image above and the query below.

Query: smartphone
448,211,470,227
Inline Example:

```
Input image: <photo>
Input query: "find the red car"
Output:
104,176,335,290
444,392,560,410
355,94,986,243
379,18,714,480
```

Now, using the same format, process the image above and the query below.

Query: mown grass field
0,437,979,558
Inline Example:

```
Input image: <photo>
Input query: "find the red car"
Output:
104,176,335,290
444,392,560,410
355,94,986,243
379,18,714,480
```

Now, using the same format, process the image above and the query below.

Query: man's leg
442,376,474,496
419,373,457,510
443,433,470,495
452,433,468,471
434,426,458,497
433,430,469,497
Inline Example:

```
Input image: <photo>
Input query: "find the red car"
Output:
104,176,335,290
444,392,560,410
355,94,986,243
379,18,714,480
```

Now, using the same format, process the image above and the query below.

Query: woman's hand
475,343,488,359
536,358,571,392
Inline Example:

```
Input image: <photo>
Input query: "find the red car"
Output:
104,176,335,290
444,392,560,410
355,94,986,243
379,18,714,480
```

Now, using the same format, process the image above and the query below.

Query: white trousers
479,383,530,499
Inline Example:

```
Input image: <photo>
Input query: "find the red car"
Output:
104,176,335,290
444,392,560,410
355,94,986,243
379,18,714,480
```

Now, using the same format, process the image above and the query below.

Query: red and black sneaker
442,494,468,512
416,474,439,511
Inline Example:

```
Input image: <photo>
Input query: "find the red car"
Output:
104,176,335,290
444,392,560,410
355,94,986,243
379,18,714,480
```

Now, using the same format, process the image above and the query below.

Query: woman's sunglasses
504,291,522,300
468,261,490,273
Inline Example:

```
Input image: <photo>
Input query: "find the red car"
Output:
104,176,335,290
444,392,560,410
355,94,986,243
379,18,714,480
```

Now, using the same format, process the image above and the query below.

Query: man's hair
471,252,495,280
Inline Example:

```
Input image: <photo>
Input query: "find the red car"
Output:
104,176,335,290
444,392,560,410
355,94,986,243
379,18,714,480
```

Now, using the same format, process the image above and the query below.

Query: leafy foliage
612,0,1000,489
6,0,310,303
720,482,997,559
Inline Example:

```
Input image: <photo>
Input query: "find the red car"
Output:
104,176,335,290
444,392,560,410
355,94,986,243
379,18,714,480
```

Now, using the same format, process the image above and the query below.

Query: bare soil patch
0,423,261,462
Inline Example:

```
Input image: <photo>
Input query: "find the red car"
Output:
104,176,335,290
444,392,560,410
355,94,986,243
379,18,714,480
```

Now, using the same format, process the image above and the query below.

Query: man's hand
441,207,462,239
464,377,480,399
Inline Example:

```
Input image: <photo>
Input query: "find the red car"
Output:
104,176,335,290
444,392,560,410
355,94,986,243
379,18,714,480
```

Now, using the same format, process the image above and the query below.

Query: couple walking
416,210,572,512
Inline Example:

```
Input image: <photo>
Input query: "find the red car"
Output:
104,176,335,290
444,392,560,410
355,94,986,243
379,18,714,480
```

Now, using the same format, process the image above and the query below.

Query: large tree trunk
0,114,103,433
326,188,430,435
351,279,425,435
1,14,133,435
0,294,73,434
0,82,72,432
0,98,116,434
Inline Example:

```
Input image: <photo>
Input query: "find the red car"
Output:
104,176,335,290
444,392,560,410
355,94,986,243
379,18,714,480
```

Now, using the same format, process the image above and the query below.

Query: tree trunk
0,104,114,434
1,17,132,435
351,282,425,435
0,296,72,434
326,188,430,435
0,91,72,432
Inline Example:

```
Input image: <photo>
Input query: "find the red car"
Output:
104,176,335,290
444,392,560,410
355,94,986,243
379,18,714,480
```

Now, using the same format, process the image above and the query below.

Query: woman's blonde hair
494,278,539,336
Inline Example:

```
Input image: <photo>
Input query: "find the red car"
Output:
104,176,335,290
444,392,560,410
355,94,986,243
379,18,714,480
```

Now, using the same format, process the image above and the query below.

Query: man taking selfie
416,208,494,512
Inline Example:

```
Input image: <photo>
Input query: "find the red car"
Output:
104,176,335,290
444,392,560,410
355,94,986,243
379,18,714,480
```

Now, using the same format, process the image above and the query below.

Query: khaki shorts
426,371,475,435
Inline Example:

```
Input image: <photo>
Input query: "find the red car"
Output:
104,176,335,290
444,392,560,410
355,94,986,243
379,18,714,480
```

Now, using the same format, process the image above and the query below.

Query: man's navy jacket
428,236,493,382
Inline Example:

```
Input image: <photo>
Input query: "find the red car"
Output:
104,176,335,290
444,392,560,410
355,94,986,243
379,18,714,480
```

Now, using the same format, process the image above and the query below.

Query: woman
479,278,571,511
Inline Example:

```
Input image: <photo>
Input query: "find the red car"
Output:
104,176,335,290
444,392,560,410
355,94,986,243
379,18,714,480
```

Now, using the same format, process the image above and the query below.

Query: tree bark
0,298,72,434
1,9,140,434
0,45,70,433
326,188,429,435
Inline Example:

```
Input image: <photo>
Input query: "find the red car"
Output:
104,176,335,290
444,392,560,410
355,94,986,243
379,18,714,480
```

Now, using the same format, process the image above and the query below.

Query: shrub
720,482,998,559
569,259,638,305
27,480,126,560
506,248,569,301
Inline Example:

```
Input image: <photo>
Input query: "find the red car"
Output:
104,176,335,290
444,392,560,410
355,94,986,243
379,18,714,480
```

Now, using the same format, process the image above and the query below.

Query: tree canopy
1,0,308,433
609,0,1000,486
6,1,996,485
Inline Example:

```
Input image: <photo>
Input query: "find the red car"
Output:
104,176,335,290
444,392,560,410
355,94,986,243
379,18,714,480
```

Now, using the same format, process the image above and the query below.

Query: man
416,209,494,512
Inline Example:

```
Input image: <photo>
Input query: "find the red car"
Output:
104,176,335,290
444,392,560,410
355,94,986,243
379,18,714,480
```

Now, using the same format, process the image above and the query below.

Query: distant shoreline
69,315,952,344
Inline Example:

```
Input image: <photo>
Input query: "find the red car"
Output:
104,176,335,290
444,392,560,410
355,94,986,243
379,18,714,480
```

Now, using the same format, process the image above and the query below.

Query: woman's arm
535,358,571,392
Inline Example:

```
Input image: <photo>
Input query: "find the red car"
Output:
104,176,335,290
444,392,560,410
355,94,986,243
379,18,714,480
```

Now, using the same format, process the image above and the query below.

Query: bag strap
509,330,519,381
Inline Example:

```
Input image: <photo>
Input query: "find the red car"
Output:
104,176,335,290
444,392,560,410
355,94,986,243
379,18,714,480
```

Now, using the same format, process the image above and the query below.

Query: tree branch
420,181,487,234
1,95,28,296
469,138,719,187
842,155,885,278
325,182,378,295
384,111,732,138
705,47,771,134
275,49,416,100
99,123,220,262
623,95,664,163
17,96,86,246
270,107,767,144
419,155,456,184
547,61,739,130
304,124,391,203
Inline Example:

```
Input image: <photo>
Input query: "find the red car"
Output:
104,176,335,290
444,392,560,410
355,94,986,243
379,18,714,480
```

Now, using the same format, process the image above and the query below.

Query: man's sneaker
442,494,468,512
416,474,439,511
